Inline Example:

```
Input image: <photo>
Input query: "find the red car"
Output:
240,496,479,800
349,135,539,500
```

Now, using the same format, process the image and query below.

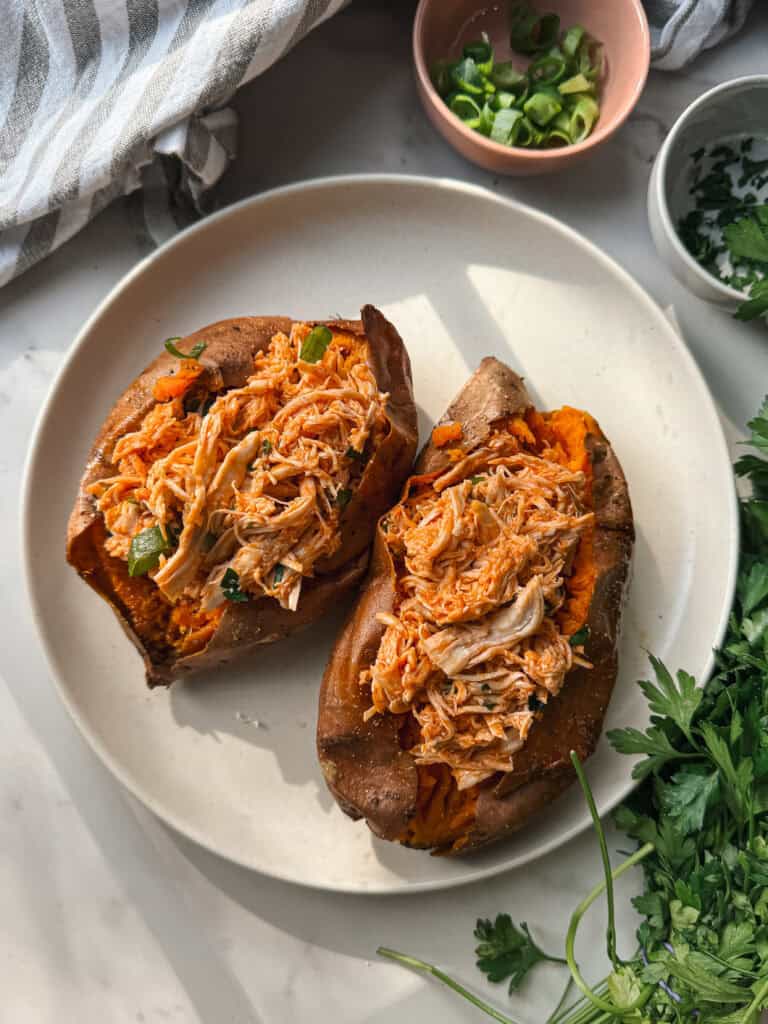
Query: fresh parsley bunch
378,398,768,1023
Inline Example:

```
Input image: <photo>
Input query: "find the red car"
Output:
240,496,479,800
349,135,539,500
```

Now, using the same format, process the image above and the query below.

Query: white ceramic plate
23,176,738,894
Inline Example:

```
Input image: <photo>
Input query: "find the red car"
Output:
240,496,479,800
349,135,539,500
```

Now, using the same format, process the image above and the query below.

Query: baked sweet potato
67,306,417,686
317,357,633,853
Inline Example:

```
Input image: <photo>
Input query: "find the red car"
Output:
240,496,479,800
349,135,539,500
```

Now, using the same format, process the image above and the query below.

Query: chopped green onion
489,61,525,92
545,109,572,146
262,439,273,455
272,564,285,585
337,488,352,509
569,94,599,143
164,338,207,360
478,101,496,136
128,526,171,577
450,57,485,96
490,107,523,145
221,567,249,602
430,59,454,97
491,90,519,111
562,24,585,58
529,53,567,86
514,115,537,147
448,92,482,126
435,14,602,151
462,34,493,75
524,89,562,127
510,4,560,54
299,325,332,363
558,72,592,95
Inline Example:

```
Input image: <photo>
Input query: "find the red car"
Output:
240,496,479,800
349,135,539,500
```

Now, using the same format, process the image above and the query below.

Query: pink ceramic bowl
414,0,650,176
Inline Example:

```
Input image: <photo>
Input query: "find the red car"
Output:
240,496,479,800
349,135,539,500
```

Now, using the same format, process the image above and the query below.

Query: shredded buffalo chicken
87,324,387,651
362,410,596,792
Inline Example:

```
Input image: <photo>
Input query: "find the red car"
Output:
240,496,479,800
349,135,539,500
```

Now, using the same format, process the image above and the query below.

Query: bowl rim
412,0,651,163
653,73,768,303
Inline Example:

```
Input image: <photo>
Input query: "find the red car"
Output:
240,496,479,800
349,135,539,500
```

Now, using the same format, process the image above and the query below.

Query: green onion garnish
433,5,602,152
490,107,523,145
524,89,562,127
128,526,171,577
450,57,485,96
164,338,207,360
337,488,352,509
299,325,333,363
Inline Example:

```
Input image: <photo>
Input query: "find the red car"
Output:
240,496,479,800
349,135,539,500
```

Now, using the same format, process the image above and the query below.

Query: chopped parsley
127,526,171,577
220,568,248,602
678,137,768,321
336,488,352,509
569,624,590,647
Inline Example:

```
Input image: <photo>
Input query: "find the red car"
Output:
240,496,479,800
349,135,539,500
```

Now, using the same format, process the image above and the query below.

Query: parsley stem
377,947,520,1024
570,752,620,969
564,842,655,1017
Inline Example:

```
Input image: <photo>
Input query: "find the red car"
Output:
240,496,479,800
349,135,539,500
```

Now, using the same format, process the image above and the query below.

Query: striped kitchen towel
646,0,754,70
0,0,346,287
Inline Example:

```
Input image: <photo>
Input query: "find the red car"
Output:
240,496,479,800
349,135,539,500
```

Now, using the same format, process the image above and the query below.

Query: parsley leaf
735,278,768,321
474,915,563,993
639,655,702,744
660,769,719,834
724,216,768,263
607,723,683,779
220,568,249,603
569,624,590,647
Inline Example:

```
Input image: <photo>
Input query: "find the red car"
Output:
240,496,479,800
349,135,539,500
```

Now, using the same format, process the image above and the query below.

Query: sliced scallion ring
462,33,493,76
489,61,525,92
562,24,585,58
528,52,568,86
558,72,592,95
490,107,524,146
448,92,483,125
510,5,560,54
450,57,485,96
523,88,562,127
569,94,600,143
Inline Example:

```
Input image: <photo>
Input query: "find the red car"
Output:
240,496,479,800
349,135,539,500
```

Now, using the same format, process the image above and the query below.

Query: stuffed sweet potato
67,306,417,686
317,357,633,853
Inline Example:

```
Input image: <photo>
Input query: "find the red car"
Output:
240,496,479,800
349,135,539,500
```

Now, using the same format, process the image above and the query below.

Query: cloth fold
646,0,754,70
0,0,346,286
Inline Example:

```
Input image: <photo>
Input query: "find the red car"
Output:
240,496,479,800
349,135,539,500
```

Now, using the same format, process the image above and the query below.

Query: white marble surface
2,3,767,1022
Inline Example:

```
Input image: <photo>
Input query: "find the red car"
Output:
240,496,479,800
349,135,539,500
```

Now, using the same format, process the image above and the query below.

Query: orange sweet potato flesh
317,357,634,854
66,306,418,686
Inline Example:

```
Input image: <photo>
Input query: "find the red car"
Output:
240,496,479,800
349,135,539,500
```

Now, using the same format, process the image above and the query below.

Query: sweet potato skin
317,357,634,853
66,306,417,686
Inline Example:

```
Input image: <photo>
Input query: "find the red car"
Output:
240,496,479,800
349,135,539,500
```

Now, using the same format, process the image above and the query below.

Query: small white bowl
648,75,768,310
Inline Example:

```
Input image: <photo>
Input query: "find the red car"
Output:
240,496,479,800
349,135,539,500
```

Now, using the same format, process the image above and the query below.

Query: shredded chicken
363,418,595,788
88,324,387,618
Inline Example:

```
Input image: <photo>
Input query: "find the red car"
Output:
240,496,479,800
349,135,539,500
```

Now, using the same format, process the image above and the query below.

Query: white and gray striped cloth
646,0,753,70
0,0,346,287
0,0,754,287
